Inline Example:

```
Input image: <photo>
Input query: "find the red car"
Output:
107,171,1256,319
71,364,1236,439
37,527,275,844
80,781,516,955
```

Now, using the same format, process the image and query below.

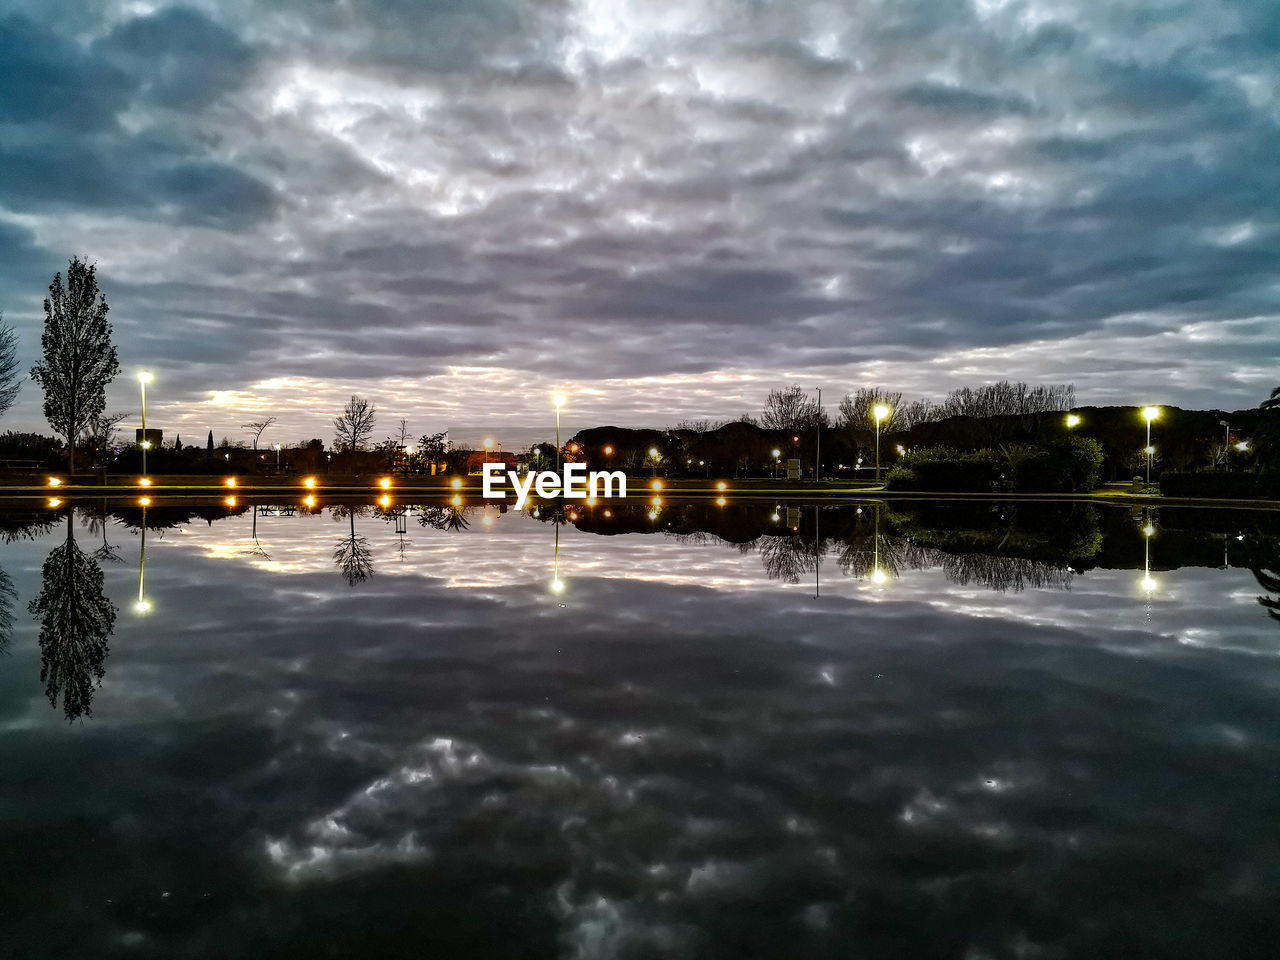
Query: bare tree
837,388,904,433
759,385,826,432
29,258,120,472
242,416,278,450
0,315,20,419
80,411,129,468
333,394,376,452
395,418,410,447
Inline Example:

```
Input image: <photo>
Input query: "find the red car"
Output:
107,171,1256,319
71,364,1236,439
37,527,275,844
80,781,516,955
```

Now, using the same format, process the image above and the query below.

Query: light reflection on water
1,498,1279,957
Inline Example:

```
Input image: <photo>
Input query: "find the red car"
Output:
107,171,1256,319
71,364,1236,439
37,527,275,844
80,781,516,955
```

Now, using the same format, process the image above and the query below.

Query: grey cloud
0,0,1277,440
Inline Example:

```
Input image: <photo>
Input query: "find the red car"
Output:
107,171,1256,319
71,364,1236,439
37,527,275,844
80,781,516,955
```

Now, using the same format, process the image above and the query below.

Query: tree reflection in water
27,514,117,721
332,506,374,586
1246,529,1280,624
0,564,15,656
417,504,471,532
84,501,125,564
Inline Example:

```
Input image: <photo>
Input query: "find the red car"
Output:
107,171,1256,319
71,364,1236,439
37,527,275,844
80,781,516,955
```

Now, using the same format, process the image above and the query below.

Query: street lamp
872,403,890,482
772,448,781,480
1066,413,1081,428
1141,406,1161,484
648,446,660,478
137,371,153,475
553,395,565,471
274,443,282,471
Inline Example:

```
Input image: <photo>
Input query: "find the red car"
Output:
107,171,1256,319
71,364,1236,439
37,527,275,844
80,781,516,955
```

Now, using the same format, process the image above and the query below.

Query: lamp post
137,371,153,475
1142,406,1161,484
873,403,890,482
772,448,780,480
553,395,565,471
649,447,660,478
814,387,822,482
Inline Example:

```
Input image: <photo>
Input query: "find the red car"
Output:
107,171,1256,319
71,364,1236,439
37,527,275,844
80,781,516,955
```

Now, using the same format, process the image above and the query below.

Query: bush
1160,472,1269,499
884,466,918,490
900,447,1003,492
1012,436,1103,493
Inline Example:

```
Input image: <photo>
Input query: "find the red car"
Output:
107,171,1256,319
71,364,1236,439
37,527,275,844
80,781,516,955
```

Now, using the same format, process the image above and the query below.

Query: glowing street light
274,442,282,471
872,403,891,483
1141,406,1160,484
1065,413,1081,428
772,448,781,479
137,371,153,474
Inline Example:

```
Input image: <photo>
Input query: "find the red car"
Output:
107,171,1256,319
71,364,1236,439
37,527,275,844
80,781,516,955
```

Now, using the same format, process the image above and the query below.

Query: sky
0,0,1277,448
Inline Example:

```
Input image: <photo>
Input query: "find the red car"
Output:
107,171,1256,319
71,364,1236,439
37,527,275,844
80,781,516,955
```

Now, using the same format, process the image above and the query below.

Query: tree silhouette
332,507,374,585
27,515,117,721
242,416,277,450
333,395,376,452
207,430,214,455
80,411,128,469
29,257,120,473
0,314,20,418
759,385,826,432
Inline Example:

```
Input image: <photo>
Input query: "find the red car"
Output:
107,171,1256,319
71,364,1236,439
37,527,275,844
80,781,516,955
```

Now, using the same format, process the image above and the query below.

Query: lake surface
2,497,1279,958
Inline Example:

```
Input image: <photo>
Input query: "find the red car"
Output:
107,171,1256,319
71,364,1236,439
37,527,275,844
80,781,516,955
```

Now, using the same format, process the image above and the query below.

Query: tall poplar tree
30,258,120,472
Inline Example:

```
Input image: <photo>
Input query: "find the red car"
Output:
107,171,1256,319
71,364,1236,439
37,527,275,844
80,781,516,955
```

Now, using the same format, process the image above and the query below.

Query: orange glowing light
716,481,727,490
48,497,62,508
451,478,462,489
716,497,727,506
378,494,391,507
138,497,151,506
225,496,236,507
379,477,392,489
139,477,152,487
225,477,236,488
303,477,316,488
303,495,316,507
47,477,62,487
451,495,462,507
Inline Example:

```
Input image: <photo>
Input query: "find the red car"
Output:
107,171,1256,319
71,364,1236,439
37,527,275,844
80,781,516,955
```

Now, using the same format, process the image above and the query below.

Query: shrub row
886,437,1103,493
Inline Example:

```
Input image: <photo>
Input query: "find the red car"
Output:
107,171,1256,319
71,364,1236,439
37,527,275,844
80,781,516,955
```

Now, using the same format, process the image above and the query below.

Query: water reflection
1246,527,1280,624
0,563,14,656
332,505,374,587
1,496,1279,955
26,514,118,721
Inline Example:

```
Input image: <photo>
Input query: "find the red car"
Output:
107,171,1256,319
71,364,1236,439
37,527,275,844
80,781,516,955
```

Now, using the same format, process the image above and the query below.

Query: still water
1,498,1279,958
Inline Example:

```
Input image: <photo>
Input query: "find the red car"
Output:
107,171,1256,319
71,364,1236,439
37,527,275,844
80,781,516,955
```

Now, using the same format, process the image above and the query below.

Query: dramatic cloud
0,0,1276,444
